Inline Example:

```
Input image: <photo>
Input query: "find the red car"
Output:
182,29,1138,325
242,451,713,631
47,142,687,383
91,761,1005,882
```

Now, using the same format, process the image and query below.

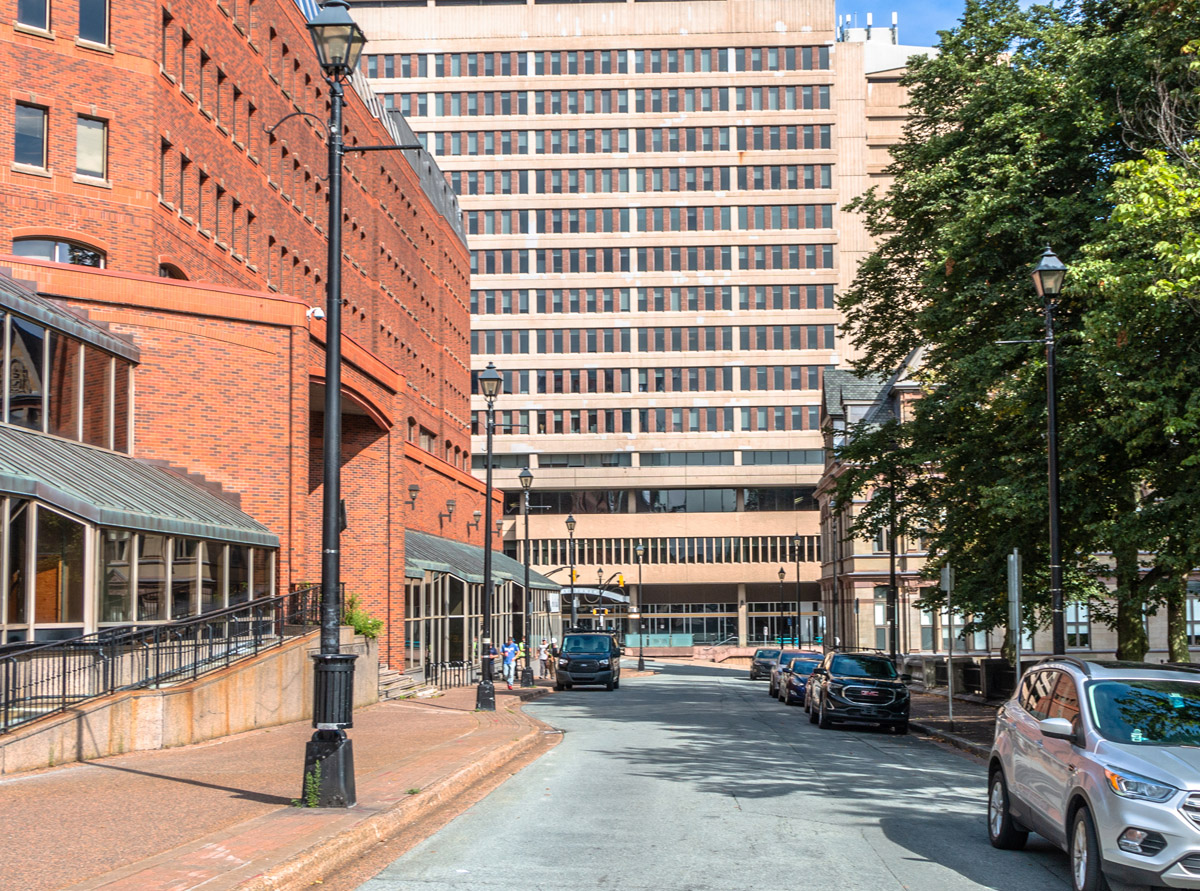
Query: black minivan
554,633,622,691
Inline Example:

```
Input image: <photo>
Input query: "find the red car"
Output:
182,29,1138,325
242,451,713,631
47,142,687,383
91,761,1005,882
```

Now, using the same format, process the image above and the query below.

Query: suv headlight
1104,768,1176,803
558,658,570,667
829,683,845,697
599,659,610,667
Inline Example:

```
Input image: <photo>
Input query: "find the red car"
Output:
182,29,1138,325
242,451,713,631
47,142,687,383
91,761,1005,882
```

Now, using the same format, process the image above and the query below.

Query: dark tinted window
830,655,898,679
561,635,611,654
1021,670,1060,720
788,658,819,675
755,648,780,659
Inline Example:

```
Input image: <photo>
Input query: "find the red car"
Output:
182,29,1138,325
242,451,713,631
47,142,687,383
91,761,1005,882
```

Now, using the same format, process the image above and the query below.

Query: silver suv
989,657,1200,891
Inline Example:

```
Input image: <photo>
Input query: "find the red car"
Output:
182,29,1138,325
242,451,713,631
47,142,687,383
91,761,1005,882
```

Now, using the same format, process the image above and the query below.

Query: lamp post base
519,666,535,687
301,729,356,807
476,678,496,711
637,653,646,672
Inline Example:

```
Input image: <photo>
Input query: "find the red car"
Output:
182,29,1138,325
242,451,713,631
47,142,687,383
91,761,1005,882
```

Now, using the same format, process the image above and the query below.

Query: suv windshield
1088,679,1200,745
788,658,819,675
831,655,898,679
755,649,780,660
561,636,611,655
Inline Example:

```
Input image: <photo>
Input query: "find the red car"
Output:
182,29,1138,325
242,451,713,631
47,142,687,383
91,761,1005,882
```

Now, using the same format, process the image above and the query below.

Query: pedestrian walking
537,638,550,678
501,637,519,689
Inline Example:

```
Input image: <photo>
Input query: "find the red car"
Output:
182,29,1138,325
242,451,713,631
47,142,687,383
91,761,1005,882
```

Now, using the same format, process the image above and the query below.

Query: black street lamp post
300,0,366,809
476,362,503,711
519,468,535,687
566,515,577,629
1031,247,1068,656
777,567,786,645
793,534,803,647
635,543,645,671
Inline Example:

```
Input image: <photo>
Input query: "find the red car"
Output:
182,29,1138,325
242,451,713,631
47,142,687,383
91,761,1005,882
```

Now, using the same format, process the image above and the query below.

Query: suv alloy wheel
1069,806,1110,891
987,768,1028,850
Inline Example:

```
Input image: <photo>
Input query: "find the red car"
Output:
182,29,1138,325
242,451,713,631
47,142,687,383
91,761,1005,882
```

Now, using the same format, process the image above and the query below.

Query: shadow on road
531,661,1068,891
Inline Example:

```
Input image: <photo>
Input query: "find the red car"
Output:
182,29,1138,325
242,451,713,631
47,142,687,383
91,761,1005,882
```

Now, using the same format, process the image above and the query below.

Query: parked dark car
769,649,820,697
806,652,911,734
749,648,780,681
778,655,822,705
554,632,622,691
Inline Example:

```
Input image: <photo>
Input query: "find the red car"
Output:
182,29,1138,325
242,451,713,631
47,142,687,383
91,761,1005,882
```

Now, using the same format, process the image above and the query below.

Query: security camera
306,306,326,320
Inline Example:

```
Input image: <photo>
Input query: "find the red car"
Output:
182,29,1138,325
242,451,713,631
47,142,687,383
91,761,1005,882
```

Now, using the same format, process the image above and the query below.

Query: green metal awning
405,529,560,589
0,424,278,548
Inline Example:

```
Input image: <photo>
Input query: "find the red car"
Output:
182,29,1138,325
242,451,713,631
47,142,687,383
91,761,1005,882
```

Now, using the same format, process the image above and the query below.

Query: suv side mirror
1039,717,1077,743
900,673,913,684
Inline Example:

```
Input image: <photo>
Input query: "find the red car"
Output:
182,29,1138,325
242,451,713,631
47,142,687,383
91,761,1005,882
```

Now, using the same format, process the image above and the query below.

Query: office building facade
358,0,929,644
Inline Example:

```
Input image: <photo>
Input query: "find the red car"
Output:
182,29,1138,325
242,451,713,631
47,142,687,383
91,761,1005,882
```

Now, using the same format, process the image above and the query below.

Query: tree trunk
1168,576,1190,663
1113,542,1149,661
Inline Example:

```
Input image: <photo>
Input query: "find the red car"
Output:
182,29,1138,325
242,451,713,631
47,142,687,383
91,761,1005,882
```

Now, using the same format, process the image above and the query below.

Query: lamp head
408,483,420,498
306,0,367,79
478,361,503,401
518,468,533,490
778,567,786,581
565,514,576,533
1031,245,1067,299
635,543,644,558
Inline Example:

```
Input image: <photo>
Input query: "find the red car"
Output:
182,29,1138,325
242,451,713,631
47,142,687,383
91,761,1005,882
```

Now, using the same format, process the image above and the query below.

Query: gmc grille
844,686,897,706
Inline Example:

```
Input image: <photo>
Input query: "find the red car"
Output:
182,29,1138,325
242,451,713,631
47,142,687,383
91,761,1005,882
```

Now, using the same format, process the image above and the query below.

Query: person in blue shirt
501,637,519,689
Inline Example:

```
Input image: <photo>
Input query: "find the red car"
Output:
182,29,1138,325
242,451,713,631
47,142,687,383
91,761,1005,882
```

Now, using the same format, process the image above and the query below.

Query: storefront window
47,333,81,440
81,344,111,448
112,359,131,452
200,541,224,612
100,529,132,622
8,317,45,430
228,545,249,605
251,548,272,599
172,538,198,618
34,507,85,625
138,534,167,620
6,499,29,625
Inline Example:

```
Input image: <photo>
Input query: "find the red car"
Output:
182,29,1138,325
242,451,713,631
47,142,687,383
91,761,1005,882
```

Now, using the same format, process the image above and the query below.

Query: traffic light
617,574,624,587
590,608,610,615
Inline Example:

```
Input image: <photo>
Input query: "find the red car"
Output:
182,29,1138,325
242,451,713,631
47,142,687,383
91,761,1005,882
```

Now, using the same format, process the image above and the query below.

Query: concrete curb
234,696,553,891
910,721,990,760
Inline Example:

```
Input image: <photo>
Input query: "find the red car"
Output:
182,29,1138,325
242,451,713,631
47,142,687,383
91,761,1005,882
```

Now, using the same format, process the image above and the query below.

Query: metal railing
0,584,328,734
424,659,477,690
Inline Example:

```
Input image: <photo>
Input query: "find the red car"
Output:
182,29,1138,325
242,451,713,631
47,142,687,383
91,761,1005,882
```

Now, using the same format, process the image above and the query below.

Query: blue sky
836,1,965,48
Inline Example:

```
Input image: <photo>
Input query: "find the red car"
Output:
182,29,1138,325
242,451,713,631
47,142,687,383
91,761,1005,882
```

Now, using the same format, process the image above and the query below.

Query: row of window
471,404,823,436
16,0,107,43
503,487,818,516
472,324,838,356
472,284,836,315
364,46,830,79
1,311,132,452
14,104,108,181
444,164,834,196
426,124,832,158
467,204,833,236
471,244,836,276
514,533,822,569
473,364,829,396
474,449,826,470
2,497,277,641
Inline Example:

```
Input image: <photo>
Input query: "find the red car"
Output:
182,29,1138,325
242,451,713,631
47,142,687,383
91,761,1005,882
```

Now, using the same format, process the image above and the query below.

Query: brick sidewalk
909,690,999,756
0,682,554,891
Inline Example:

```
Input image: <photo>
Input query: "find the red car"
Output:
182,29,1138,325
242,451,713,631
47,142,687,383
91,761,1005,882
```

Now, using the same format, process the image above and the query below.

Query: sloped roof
0,424,277,547
405,529,560,589
823,368,889,416
0,269,140,362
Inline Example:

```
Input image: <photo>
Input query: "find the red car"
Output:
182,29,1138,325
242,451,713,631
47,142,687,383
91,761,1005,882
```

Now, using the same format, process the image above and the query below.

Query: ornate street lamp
635,543,645,671
1032,246,1068,656
778,567,786,645
298,0,368,809
565,514,577,629
476,362,502,710
518,468,535,687
793,534,803,647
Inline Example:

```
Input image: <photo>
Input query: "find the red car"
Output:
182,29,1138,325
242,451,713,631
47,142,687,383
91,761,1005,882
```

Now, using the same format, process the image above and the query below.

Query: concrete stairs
378,665,439,701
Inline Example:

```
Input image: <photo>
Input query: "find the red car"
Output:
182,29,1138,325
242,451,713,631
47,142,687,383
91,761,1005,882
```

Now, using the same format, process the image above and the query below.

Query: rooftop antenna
891,11,899,44
866,12,873,39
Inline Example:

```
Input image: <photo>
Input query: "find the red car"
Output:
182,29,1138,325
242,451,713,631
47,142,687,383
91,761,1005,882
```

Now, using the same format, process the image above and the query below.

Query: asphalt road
356,662,1073,890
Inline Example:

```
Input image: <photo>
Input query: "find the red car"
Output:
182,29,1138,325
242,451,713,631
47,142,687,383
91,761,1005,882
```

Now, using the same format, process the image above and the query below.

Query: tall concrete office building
357,0,931,646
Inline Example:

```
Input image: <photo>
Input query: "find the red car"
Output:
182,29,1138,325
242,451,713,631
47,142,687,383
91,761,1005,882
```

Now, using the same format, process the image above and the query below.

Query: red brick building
0,0,515,669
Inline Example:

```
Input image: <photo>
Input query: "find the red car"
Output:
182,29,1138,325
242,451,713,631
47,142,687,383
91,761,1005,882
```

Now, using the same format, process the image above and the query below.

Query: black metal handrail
0,584,330,734
424,659,477,690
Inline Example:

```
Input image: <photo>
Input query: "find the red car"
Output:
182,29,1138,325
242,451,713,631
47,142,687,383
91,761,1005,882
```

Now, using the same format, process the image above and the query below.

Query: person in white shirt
537,639,550,678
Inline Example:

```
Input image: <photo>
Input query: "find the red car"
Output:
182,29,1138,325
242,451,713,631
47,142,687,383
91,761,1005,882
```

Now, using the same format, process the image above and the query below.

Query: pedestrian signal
617,574,624,586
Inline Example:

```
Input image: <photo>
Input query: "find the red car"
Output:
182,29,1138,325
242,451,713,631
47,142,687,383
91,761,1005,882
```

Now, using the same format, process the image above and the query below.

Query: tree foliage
836,0,1200,658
